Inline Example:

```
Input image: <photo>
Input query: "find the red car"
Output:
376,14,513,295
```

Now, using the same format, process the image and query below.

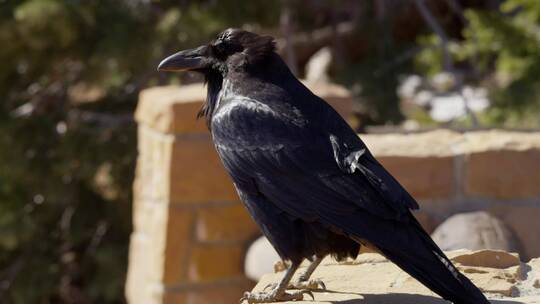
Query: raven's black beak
157,46,206,72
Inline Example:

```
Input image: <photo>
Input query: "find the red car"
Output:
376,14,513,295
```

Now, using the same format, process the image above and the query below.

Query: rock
244,237,280,281
249,250,540,303
431,211,519,253
305,46,332,83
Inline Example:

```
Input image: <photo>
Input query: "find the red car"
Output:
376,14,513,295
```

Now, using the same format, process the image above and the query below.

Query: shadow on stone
329,293,525,304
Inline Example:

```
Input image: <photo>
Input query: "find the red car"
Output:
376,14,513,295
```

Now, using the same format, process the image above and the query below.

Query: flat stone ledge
361,129,540,157
250,250,540,303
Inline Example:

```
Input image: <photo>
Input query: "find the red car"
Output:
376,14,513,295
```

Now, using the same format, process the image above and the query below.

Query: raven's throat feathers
198,70,223,129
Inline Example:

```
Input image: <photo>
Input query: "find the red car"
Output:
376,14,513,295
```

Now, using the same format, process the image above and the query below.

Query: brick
163,207,194,284
134,127,238,204
196,203,259,242
130,201,194,285
465,149,540,199
136,85,207,134
162,291,186,304
163,281,254,304
377,156,455,200
170,138,238,204
188,244,244,282
185,281,254,304
488,206,540,260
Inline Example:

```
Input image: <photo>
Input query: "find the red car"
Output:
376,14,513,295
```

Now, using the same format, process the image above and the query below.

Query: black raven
158,29,489,304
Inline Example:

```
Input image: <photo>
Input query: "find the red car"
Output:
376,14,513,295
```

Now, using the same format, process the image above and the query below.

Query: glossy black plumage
159,29,489,304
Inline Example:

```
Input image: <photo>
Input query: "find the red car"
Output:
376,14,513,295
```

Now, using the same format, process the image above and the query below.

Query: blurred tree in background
0,0,538,303
0,1,281,303
416,0,540,127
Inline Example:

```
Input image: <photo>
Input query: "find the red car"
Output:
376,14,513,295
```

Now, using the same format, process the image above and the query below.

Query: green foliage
415,0,540,126
0,1,282,303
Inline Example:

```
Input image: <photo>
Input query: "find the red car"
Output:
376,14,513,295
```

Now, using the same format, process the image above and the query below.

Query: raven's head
157,29,276,128
157,28,275,75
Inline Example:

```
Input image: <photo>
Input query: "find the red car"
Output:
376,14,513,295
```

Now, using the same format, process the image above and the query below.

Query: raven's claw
263,278,326,291
239,288,313,303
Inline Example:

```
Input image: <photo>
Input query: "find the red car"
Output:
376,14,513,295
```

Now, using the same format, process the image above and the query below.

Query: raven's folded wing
216,130,418,223
212,93,418,222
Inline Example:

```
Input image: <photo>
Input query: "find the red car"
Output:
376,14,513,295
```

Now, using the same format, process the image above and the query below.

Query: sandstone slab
249,250,540,303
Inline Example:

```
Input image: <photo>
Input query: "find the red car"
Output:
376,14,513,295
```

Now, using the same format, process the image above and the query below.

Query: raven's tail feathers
370,219,490,304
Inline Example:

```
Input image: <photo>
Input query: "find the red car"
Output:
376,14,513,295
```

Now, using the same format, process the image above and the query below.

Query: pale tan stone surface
125,233,166,304
133,126,174,202
362,129,462,157
250,250,540,304
462,130,540,153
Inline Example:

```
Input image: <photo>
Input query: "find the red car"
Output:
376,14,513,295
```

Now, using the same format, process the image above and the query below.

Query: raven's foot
239,289,313,303
264,278,326,291
291,278,326,290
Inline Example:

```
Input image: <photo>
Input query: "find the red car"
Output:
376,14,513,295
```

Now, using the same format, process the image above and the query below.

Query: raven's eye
211,41,228,58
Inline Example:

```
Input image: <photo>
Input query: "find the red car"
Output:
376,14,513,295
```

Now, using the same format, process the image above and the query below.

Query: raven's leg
240,261,313,303
264,256,326,290
290,256,326,290
264,256,326,291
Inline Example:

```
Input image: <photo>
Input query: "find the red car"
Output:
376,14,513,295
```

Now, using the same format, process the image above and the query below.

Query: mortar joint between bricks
450,138,467,203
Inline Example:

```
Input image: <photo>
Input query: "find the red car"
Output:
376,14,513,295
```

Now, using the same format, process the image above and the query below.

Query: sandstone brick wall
126,82,353,304
126,83,540,304
362,130,540,259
